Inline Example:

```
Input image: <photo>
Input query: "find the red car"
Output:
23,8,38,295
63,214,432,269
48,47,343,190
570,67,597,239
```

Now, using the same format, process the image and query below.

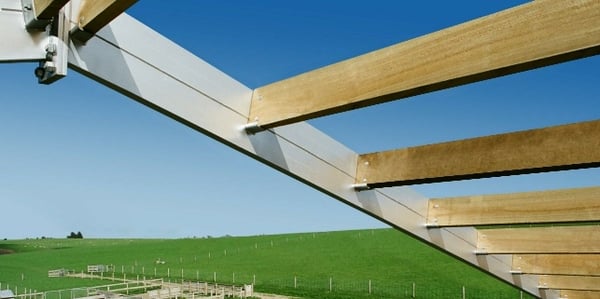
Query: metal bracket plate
21,0,51,31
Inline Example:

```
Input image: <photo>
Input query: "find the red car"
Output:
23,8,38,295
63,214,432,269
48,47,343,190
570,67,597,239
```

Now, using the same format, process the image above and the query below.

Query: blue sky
1,1,599,239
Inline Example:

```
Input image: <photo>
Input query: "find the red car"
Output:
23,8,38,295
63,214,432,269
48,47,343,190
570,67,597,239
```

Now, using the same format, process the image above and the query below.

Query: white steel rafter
2,1,599,298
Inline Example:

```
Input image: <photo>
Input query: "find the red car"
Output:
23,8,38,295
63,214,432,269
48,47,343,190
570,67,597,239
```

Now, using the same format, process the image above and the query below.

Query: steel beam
0,0,46,61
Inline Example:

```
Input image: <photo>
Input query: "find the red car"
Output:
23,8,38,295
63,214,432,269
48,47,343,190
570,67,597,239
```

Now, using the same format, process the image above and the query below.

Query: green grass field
0,229,533,299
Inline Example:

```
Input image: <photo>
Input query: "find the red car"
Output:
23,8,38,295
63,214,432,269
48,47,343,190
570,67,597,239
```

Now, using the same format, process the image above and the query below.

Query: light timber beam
33,0,69,19
539,275,600,291
427,187,600,227
248,0,600,128
72,0,138,41
478,226,600,254
356,120,600,187
513,254,600,276
560,290,600,299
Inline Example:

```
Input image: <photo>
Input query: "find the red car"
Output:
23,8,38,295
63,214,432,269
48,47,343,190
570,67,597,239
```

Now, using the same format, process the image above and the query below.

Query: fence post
196,270,199,281
368,280,371,295
232,273,235,284
412,282,416,298
213,272,217,282
294,276,297,289
462,286,465,299
253,274,256,285
329,277,332,292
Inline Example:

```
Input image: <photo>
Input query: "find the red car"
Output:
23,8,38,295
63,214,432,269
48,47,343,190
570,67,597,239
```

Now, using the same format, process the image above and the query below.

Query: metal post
368,280,371,294
232,273,235,284
213,272,216,282
329,277,332,292
462,286,465,299
412,282,416,298
294,276,297,289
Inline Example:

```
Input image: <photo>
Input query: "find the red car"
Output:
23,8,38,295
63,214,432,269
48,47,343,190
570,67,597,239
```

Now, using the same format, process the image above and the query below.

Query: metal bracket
21,0,51,31
243,122,265,135
351,183,370,192
34,36,65,84
509,270,523,275
32,3,69,84
424,222,440,228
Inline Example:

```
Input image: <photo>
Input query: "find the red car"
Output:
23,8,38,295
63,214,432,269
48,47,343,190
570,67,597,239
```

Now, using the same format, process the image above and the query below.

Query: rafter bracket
243,122,265,135
351,183,370,192
22,0,50,31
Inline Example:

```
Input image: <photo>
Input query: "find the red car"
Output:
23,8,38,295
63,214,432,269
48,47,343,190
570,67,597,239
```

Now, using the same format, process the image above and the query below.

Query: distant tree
67,232,83,239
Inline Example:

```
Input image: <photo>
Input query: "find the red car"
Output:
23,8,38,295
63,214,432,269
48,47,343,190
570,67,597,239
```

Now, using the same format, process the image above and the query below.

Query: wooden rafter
477,226,600,254
356,120,600,187
33,0,69,19
539,275,600,291
559,290,600,299
248,0,600,128
74,0,138,38
513,254,600,276
427,187,600,227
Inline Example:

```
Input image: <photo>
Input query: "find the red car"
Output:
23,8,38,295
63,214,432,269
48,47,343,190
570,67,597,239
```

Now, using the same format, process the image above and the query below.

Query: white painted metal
63,11,551,298
0,0,46,61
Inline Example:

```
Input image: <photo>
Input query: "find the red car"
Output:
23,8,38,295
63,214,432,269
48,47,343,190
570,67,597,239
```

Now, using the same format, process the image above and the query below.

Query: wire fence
2,266,536,299
83,268,533,299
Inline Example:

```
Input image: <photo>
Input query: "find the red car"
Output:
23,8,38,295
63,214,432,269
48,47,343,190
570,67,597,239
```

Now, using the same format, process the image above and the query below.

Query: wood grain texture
513,254,600,276
356,120,600,187
248,0,600,128
559,290,600,299
33,0,69,19
478,226,600,254
427,187,600,226
539,275,600,291
77,0,138,33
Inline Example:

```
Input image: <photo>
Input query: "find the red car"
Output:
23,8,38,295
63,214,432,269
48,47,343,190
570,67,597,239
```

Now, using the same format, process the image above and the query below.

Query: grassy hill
0,229,532,299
